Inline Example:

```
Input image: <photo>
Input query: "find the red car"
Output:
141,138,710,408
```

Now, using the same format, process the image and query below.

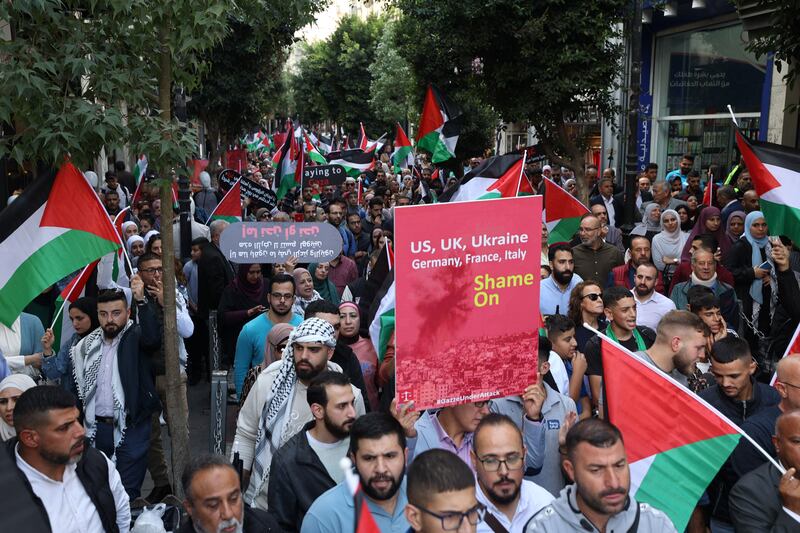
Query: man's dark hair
688,169,701,179
181,454,238,503
104,189,119,197
687,286,720,313
711,336,752,364
691,233,718,253
97,288,128,307
548,242,573,262
602,286,634,308
328,199,346,211
105,170,117,181
717,186,737,203
190,237,209,247
139,214,155,226
307,371,352,408
346,211,361,222
546,314,575,339
14,386,77,433
305,298,339,318
682,154,695,163
368,197,384,208
538,335,552,360
114,161,126,172
645,163,658,172
269,273,296,294
473,413,522,453
137,251,161,267
349,412,406,455
565,418,623,462
407,449,474,506
630,235,651,249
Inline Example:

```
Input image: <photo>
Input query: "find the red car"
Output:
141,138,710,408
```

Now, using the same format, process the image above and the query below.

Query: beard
295,359,326,381
323,412,355,440
634,284,653,297
270,303,292,317
360,465,405,501
553,269,574,286
101,322,123,339
575,481,628,515
484,476,521,505
193,517,244,533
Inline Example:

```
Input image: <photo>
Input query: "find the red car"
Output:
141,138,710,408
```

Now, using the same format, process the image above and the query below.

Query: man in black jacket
304,300,368,405
699,336,781,530
71,287,161,499
730,410,800,531
7,385,130,533
268,371,357,531
181,454,282,533
197,219,235,319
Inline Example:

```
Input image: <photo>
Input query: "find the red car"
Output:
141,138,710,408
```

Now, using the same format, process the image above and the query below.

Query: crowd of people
1,143,800,533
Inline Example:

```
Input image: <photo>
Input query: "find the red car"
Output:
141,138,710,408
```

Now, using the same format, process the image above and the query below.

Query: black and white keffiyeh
248,317,336,503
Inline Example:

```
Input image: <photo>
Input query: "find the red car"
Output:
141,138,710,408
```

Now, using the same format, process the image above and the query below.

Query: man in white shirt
632,263,676,331
12,385,130,533
473,414,554,532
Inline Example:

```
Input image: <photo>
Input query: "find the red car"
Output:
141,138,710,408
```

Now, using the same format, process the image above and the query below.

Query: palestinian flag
702,178,714,207
480,156,532,199
735,129,800,244
207,178,243,223
326,149,375,177
274,124,301,199
391,123,414,173
544,177,589,244
130,155,148,206
319,135,333,155
341,457,381,533
358,122,369,151
304,132,327,165
52,260,98,350
602,336,741,531
438,155,523,202
366,133,387,154
0,162,121,327
367,244,395,363
770,321,800,386
416,84,462,163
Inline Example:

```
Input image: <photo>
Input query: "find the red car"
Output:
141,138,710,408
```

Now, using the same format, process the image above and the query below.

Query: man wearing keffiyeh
231,317,367,510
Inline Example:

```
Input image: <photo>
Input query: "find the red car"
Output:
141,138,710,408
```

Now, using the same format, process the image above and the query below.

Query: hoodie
524,485,677,533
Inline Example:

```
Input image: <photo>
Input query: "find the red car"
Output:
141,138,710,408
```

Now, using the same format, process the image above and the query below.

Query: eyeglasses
778,381,800,390
139,267,163,274
582,293,602,301
415,503,485,531
579,226,601,233
476,453,524,472
473,401,489,408
270,292,294,301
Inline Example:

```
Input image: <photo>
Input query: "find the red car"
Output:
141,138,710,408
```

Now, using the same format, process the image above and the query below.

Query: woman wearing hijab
725,211,774,353
239,323,294,407
218,264,269,364
121,221,139,241
725,210,746,246
634,203,662,240
40,297,99,391
127,234,145,264
652,209,688,272
680,206,731,262
0,374,37,441
291,268,323,317
308,262,340,305
339,302,379,411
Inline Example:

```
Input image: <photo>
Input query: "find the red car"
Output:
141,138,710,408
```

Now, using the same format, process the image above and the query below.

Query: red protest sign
394,196,542,409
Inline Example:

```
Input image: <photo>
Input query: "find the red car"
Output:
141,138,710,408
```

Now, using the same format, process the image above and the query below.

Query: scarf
71,321,132,458
262,323,295,367
248,317,336,504
0,374,36,441
725,210,746,244
691,272,718,288
606,324,647,351
744,211,770,305
654,209,687,260
640,203,662,231
232,263,265,302
126,235,144,256
309,263,340,305
681,206,730,261
338,302,361,345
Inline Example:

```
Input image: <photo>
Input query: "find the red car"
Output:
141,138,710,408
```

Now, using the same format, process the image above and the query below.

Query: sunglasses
582,293,602,301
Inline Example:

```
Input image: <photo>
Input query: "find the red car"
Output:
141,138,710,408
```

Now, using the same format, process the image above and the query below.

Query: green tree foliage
0,0,231,171
394,0,627,195
368,18,417,128
739,1,800,89
292,15,389,135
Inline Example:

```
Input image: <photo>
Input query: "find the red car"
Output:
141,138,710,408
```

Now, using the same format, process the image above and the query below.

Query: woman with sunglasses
568,280,607,353
239,323,294,407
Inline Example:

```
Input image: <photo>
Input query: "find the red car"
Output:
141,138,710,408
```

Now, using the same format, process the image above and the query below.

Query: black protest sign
219,222,343,263
218,169,277,211
302,164,347,190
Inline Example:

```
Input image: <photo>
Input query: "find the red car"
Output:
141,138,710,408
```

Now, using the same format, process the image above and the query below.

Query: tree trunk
539,121,591,206
158,19,190,500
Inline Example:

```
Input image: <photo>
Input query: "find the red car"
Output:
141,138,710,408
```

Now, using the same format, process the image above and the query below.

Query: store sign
666,53,764,115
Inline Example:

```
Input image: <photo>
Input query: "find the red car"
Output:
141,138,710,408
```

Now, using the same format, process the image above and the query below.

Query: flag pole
112,208,136,276
48,262,93,331
727,105,739,128
583,322,786,475
515,151,527,197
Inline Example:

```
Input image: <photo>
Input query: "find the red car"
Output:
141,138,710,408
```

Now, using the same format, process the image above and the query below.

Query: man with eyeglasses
233,274,304,397
135,251,194,501
571,214,624,288
472,414,555,532
524,419,676,532
406,449,483,533
669,247,740,330
302,412,408,532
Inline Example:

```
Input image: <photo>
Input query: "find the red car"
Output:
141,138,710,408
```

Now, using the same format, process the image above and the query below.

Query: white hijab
654,209,687,259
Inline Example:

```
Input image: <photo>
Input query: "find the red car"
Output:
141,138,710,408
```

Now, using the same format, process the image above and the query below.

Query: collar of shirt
432,412,474,453
632,289,658,305
476,480,537,527
543,276,573,294
102,335,122,349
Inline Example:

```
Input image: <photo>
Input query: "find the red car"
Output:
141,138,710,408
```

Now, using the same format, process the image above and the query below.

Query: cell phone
758,261,773,271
